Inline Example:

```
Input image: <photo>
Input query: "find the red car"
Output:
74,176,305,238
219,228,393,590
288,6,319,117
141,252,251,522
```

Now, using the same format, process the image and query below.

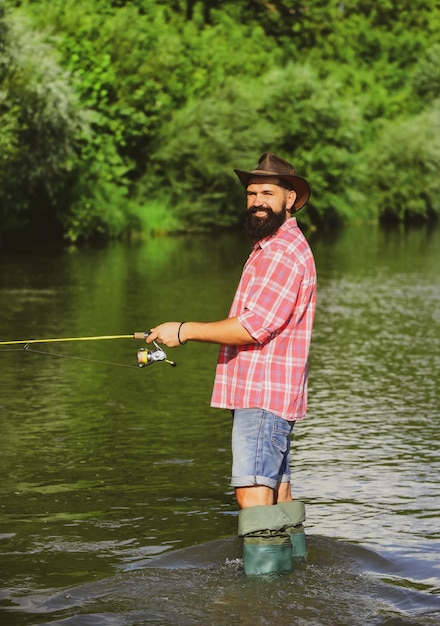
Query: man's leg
235,485,274,509
232,409,297,574
235,482,293,508
276,480,307,558
275,481,293,503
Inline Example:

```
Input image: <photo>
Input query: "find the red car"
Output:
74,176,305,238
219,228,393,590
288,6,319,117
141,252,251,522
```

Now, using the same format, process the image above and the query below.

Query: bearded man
146,153,316,574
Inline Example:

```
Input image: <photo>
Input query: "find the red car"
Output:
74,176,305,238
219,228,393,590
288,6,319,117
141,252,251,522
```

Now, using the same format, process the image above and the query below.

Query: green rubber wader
238,504,295,576
242,532,292,575
277,501,307,558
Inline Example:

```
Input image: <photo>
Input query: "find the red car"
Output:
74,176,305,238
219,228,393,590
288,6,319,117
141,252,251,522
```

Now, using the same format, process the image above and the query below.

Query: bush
0,9,86,233
363,102,440,222
137,78,277,231
261,64,368,226
411,43,440,105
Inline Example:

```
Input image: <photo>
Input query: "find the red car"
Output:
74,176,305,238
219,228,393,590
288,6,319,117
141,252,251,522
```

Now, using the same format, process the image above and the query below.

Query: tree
0,6,86,234
364,103,440,223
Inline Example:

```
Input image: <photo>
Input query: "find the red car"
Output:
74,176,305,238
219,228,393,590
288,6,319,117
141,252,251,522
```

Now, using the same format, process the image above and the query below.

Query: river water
0,224,439,625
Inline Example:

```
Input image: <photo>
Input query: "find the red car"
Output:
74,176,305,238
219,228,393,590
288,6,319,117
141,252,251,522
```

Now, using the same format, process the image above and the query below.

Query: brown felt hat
234,152,310,211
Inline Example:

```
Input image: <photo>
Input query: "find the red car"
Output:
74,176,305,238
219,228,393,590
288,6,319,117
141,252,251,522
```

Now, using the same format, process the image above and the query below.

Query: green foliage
138,79,277,231
363,102,440,222
1,0,439,241
411,44,440,104
0,8,86,232
143,62,371,230
260,64,369,225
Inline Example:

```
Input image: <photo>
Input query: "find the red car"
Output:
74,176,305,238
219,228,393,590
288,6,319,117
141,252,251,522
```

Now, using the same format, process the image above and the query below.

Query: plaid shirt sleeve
237,247,306,344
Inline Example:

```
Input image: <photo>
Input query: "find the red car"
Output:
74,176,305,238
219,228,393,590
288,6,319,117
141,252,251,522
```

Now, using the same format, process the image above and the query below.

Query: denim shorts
231,408,295,490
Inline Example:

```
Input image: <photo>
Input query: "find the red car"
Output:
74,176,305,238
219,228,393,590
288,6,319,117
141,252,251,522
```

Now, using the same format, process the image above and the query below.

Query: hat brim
234,169,310,211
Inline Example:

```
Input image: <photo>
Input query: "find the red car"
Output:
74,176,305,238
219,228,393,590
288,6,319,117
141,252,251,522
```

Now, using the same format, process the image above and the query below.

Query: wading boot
278,501,307,559
238,504,293,576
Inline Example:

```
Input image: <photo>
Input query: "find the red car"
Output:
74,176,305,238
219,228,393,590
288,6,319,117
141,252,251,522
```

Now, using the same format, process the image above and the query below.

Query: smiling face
243,177,297,240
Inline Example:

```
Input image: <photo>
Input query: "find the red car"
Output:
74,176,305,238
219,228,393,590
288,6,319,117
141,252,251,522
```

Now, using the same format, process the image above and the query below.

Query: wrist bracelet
178,322,187,345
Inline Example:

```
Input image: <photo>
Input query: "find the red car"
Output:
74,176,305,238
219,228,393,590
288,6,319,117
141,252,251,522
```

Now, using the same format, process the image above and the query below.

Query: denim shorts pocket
270,413,294,450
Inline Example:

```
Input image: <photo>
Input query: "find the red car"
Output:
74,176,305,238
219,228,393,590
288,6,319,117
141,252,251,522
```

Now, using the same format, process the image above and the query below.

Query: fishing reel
136,337,176,368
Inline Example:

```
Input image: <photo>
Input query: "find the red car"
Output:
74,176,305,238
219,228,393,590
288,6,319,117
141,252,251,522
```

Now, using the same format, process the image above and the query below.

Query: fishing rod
0,332,177,368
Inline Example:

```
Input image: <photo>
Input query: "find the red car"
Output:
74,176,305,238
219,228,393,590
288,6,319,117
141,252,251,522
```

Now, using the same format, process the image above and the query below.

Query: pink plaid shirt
211,218,316,421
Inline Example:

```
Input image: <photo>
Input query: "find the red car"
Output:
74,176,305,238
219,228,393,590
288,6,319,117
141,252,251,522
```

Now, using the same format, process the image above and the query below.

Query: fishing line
23,345,140,369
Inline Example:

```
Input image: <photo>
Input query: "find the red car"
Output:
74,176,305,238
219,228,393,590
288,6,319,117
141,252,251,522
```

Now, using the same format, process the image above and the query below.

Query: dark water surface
0,225,439,625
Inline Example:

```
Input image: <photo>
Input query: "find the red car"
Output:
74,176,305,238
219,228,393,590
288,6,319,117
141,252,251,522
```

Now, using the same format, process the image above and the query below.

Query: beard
242,202,288,241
